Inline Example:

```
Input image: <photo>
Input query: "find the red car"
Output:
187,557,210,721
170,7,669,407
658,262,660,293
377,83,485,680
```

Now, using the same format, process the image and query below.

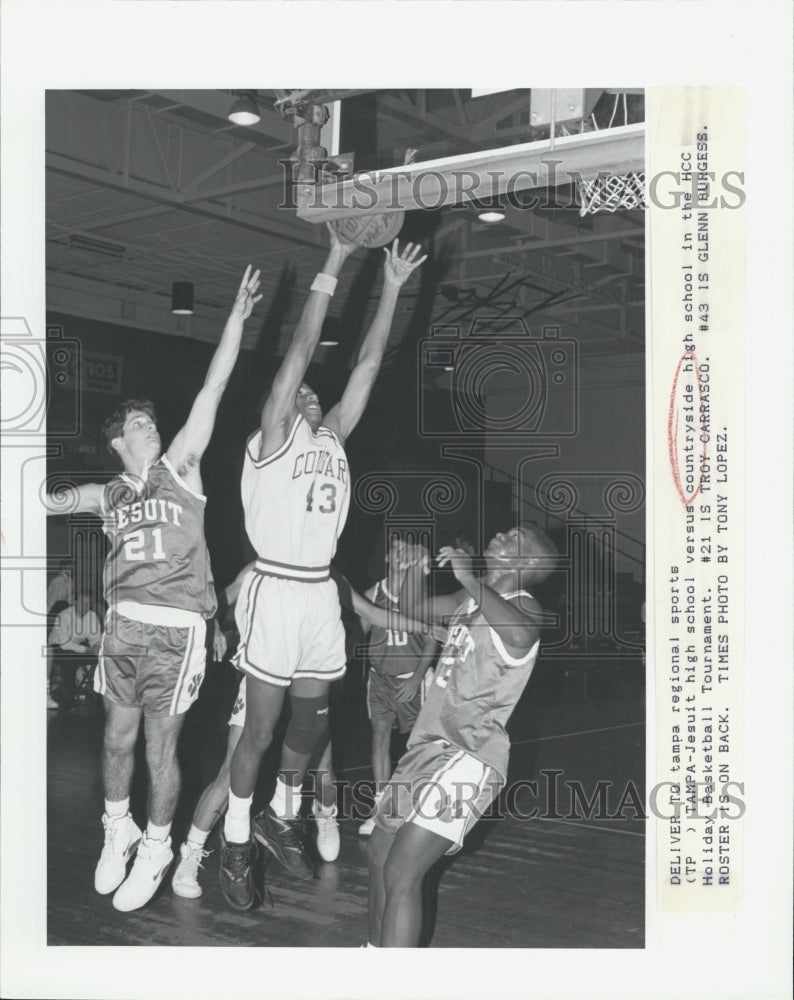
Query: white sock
270,776,302,821
186,824,210,848
146,820,171,843
314,799,337,817
224,791,252,843
105,798,130,819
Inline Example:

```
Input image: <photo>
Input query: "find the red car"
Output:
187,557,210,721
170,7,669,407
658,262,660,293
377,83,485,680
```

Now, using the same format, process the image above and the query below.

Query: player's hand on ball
233,265,263,320
437,546,474,584
326,222,357,259
383,239,427,287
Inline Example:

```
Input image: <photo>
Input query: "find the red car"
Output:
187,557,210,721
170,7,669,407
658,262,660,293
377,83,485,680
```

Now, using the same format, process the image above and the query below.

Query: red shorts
366,667,433,734
95,610,207,718
374,740,502,854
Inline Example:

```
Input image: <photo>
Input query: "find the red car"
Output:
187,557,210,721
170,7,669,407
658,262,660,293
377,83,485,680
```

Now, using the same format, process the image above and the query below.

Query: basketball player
172,560,437,897
219,228,427,911
367,524,557,947
45,266,262,912
359,537,438,836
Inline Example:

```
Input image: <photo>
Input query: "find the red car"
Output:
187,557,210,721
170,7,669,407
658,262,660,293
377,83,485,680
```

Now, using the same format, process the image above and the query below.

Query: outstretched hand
437,546,475,584
383,239,428,287
397,541,431,575
326,222,357,260
232,265,263,320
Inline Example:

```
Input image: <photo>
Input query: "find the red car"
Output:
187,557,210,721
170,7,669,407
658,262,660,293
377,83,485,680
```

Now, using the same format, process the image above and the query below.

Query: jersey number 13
305,482,337,513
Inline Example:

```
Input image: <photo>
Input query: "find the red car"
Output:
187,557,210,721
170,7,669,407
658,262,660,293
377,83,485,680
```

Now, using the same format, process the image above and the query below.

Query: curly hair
102,399,157,458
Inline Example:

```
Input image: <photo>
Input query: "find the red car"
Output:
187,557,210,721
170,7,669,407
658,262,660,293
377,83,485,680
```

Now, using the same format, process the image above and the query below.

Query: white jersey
241,414,350,581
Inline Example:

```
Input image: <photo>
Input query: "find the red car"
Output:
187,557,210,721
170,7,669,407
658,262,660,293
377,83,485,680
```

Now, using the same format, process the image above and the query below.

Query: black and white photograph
0,3,791,1000
42,85,647,948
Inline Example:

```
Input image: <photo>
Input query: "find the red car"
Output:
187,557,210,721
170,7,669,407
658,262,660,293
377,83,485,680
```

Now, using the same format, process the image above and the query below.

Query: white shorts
374,740,502,854
233,571,346,687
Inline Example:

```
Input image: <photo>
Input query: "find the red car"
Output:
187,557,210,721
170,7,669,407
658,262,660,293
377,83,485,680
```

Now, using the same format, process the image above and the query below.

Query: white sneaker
358,816,376,837
172,841,210,899
112,833,173,912
94,813,142,894
314,802,340,862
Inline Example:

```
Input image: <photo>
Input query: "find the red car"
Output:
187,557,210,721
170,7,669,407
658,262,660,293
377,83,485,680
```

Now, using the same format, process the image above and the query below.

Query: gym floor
47,656,645,948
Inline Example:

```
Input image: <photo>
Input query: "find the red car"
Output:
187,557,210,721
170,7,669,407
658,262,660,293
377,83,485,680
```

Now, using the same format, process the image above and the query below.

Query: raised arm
323,239,426,444
165,266,262,489
44,482,104,517
351,588,442,640
437,547,541,654
258,227,356,459
397,545,468,624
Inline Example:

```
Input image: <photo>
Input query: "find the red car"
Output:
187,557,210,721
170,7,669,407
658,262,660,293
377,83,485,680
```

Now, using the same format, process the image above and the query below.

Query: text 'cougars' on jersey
291,448,348,483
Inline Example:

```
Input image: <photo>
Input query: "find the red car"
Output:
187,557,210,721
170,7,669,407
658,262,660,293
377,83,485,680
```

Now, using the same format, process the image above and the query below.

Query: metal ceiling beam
459,225,645,260
148,90,294,148
378,92,477,147
296,123,644,220
182,141,257,194
469,93,532,142
47,152,320,249
179,172,286,205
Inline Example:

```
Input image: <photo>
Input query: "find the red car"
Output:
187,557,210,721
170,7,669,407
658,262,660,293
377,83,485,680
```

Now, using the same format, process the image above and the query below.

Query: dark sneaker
219,831,256,910
252,806,314,881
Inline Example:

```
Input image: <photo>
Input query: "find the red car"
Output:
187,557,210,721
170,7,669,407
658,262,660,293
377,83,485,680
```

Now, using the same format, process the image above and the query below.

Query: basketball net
576,171,647,216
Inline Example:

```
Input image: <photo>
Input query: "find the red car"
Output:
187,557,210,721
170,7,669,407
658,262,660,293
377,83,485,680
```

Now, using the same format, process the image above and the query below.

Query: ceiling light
228,94,260,126
319,339,339,347
171,282,194,315
478,208,506,223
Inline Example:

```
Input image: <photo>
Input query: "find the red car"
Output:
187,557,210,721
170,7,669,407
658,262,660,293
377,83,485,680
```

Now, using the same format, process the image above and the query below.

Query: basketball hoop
575,171,647,216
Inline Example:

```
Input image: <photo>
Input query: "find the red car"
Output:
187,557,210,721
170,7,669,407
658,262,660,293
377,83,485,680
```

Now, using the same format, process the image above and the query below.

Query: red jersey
367,578,428,677
100,456,217,617
408,591,540,779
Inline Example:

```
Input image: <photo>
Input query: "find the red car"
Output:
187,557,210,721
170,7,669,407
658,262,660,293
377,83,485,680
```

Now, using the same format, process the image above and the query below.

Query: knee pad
284,693,330,755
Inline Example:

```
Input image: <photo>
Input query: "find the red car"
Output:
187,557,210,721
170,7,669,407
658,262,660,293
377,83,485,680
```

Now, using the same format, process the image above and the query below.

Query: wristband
311,273,337,296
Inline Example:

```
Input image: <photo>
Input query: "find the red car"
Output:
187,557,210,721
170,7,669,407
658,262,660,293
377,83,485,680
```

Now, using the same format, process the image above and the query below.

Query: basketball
330,210,405,248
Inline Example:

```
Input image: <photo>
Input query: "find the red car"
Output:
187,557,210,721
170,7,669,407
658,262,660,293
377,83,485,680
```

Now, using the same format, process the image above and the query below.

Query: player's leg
112,618,206,912
379,822,452,947
313,736,336,809
220,676,286,910
194,722,242,832
252,676,330,879
366,824,395,946
360,667,397,835
312,737,340,862
359,717,393,836
371,718,394,786
173,723,242,898
144,712,187,824
228,677,286,813
95,699,143,894
112,712,186,911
